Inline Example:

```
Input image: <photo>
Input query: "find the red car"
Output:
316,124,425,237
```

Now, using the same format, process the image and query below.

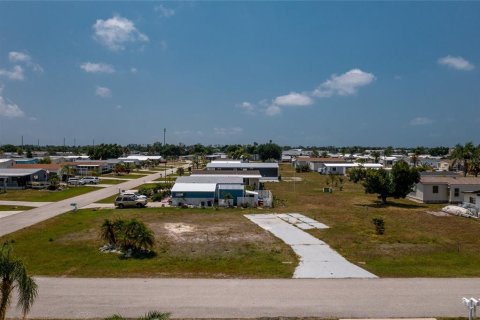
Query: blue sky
0,2,479,147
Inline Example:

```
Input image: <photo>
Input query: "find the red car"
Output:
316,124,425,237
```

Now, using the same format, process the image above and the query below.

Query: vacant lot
1,208,296,278
268,164,480,277
0,187,96,202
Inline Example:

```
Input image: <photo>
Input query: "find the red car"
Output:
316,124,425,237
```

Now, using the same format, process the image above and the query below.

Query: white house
318,163,383,175
408,176,480,204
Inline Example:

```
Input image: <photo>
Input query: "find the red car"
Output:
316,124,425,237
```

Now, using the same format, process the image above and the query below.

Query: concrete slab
245,213,377,279
0,211,23,218
295,222,315,230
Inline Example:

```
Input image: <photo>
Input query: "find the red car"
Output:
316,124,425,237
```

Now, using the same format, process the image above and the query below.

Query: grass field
0,208,296,278
103,174,149,180
0,205,34,211
2,164,480,278
99,179,126,185
0,187,96,202
267,164,480,277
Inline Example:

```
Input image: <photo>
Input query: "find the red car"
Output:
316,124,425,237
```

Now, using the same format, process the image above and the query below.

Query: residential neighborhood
1,1,480,320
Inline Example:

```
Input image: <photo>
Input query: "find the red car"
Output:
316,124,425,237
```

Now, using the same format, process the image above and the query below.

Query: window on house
432,185,439,194
454,188,459,197
469,197,476,204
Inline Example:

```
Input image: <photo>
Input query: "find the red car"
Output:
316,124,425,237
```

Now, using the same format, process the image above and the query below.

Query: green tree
26,149,33,159
257,142,282,162
47,174,60,190
390,160,420,198
0,245,38,320
38,157,51,164
360,160,419,205
371,151,381,163
450,142,475,177
176,167,185,176
347,166,366,183
362,168,393,205
100,219,118,246
383,146,394,157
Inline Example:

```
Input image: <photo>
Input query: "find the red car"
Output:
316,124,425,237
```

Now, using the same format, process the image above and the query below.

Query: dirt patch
56,228,98,243
426,211,451,217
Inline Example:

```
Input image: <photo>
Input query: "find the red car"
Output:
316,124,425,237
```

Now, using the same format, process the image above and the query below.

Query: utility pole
21,135,23,147
164,128,167,183
74,137,76,148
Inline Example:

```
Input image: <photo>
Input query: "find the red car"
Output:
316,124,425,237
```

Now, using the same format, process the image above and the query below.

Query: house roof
171,183,217,193
0,168,46,177
176,176,244,184
297,157,347,163
217,183,244,190
420,176,480,185
13,163,64,171
323,163,383,168
191,170,262,178
206,162,279,169
0,159,13,163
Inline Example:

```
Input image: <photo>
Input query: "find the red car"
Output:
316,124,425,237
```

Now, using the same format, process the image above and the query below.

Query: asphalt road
6,277,480,318
0,166,184,237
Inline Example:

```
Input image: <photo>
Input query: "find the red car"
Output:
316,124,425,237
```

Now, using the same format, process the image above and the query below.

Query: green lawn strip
266,164,480,277
97,194,118,204
0,205,34,211
99,179,125,185
1,208,296,278
0,186,96,202
102,174,150,180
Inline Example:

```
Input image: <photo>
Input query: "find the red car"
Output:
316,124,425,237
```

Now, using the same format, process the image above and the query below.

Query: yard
2,164,480,278
103,174,149,180
0,186,96,202
0,205,33,211
0,208,296,278
267,164,480,277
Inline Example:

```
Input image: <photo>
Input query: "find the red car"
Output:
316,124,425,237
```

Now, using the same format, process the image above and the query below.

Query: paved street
6,277,480,318
0,166,185,237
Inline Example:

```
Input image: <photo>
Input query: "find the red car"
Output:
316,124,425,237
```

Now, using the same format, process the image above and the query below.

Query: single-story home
408,176,480,204
0,159,14,168
318,163,383,175
0,168,48,189
191,170,262,188
462,190,480,209
206,161,279,181
73,160,110,175
13,163,65,176
292,157,346,170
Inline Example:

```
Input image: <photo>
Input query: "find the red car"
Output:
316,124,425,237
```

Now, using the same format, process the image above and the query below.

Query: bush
372,217,385,235
151,193,163,202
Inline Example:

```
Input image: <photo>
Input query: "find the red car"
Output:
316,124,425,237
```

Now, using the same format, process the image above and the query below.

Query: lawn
0,208,297,278
267,164,480,277
0,187,96,202
0,205,33,211
103,174,150,180
99,179,126,185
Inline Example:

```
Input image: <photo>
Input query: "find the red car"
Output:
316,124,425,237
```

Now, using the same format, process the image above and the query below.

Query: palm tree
100,219,117,246
451,142,475,177
0,245,38,320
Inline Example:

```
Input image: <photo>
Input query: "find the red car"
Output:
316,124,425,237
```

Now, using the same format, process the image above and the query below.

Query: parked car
67,177,86,185
115,195,148,209
82,176,99,184
120,191,147,199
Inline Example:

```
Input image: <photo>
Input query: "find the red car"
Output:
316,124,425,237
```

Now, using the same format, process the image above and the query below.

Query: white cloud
0,65,24,81
155,4,175,17
313,69,375,97
273,92,313,106
238,101,256,115
81,62,115,74
265,105,282,117
96,86,112,98
0,95,25,118
8,51,43,72
438,55,474,71
214,127,243,135
93,15,149,51
130,67,138,74
410,117,433,126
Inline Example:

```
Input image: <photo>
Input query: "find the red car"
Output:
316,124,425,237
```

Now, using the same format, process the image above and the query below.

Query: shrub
372,217,385,235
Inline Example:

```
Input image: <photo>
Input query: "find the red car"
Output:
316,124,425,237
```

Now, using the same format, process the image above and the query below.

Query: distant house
408,176,480,204
73,160,110,175
318,163,383,175
0,168,48,190
13,163,65,176
191,170,261,189
0,159,14,168
291,157,346,171
462,190,480,207
206,161,279,181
